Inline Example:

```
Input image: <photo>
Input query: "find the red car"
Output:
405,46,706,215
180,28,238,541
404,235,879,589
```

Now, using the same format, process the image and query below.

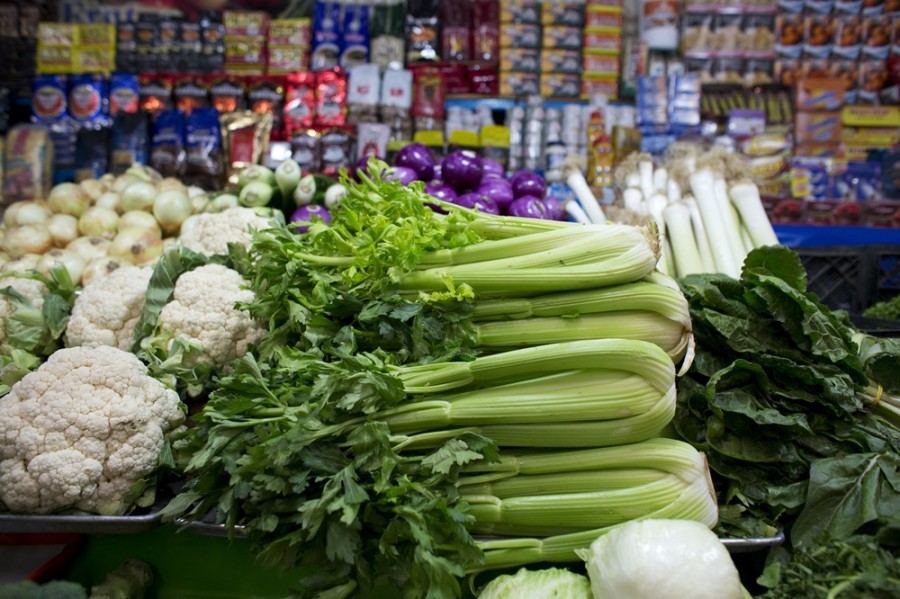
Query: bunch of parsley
164,168,501,598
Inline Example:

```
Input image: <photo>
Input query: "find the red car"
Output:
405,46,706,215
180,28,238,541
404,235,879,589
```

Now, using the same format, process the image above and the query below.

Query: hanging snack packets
210,77,246,113
291,129,321,174
220,110,273,188
314,69,347,127
110,111,151,174
247,77,285,139
284,71,317,136
174,76,210,116
139,75,173,116
31,75,68,125
341,3,370,66
109,72,140,116
183,107,223,189
150,109,186,177
68,74,108,127
320,126,353,176
311,1,341,71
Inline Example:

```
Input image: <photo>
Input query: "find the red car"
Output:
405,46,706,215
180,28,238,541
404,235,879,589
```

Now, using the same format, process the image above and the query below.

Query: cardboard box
795,111,842,143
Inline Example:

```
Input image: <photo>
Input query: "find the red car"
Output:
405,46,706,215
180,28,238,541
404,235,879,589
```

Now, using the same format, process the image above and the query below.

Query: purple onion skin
507,195,549,219
432,164,442,181
475,177,515,210
395,143,436,182
453,192,501,215
424,181,459,213
480,157,505,179
442,151,484,192
542,195,566,220
511,171,547,199
291,204,332,232
384,166,418,186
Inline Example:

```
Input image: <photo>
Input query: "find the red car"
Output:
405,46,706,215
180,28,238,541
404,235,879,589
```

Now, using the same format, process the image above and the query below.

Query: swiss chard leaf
791,452,900,548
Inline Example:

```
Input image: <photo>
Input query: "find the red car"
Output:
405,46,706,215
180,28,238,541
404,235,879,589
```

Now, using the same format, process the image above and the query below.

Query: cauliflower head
0,275,47,346
178,207,272,256
0,346,183,515
64,266,153,351
157,264,264,368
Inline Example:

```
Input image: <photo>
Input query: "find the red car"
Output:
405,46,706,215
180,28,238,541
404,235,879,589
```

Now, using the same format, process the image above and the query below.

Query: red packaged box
314,69,347,127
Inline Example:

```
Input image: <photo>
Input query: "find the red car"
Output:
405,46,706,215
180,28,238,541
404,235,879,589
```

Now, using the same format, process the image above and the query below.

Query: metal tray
719,530,785,553
180,519,785,555
177,517,247,538
0,505,164,534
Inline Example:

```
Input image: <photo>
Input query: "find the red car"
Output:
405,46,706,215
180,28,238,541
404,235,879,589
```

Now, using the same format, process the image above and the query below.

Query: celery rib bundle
164,166,713,598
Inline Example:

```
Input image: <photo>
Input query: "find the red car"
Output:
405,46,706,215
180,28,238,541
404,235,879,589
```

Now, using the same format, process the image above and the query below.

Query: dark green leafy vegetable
675,246,900,544
863,295,900,321
757,534,900,598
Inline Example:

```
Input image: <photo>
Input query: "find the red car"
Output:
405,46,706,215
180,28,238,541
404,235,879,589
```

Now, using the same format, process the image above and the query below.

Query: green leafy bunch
243,163,483,365
165,346,496,598
675,247,900,545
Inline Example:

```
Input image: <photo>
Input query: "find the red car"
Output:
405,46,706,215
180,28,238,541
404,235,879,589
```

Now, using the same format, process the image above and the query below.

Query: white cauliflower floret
157,264,264,368
0,275,47,346
64,266,153,350
178,207,273,256
0,345,183,515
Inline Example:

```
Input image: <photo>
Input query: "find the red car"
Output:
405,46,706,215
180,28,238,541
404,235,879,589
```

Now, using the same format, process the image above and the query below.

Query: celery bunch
165,164,711,598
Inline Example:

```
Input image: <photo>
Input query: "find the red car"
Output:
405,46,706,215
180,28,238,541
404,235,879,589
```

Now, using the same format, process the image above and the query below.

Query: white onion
121,181,157,212
66,236,111,263
2,225,53,258
126,164,154,182
108,227,164,265
111,173,141,193
79,178,105,201
78,206,120,239
118,210,161,235
156,177,188,194
1,253,41,273
3,201,51,227
152,190,192,235
81,256,125,285
95,192,122,213
47,182,91,217
37,249,87,284
47,214,80,247
99,173,116,190
189,193,209,214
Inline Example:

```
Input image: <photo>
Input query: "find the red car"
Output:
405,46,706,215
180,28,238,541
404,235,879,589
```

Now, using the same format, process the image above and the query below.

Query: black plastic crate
796,246,872,313
869,245,900,305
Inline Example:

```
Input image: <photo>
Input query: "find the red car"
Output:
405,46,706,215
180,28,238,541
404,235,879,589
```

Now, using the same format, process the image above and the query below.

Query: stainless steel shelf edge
0,508,163,534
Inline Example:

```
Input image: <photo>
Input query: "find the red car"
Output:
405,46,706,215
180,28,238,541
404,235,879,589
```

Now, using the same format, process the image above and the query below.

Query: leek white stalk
729,180,779,248
683,195,716,273
663,201,704,278
625,172,642,189
563,200,591,225
653,167,668,194
646,193,671,276
715,177,749,270
566,167,606,224
639,159,655,200
622,188,644,215
689,169,739,278
666,179,682,204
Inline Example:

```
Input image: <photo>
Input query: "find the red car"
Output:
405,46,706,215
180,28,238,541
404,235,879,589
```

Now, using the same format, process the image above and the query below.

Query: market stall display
0,0,898,597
